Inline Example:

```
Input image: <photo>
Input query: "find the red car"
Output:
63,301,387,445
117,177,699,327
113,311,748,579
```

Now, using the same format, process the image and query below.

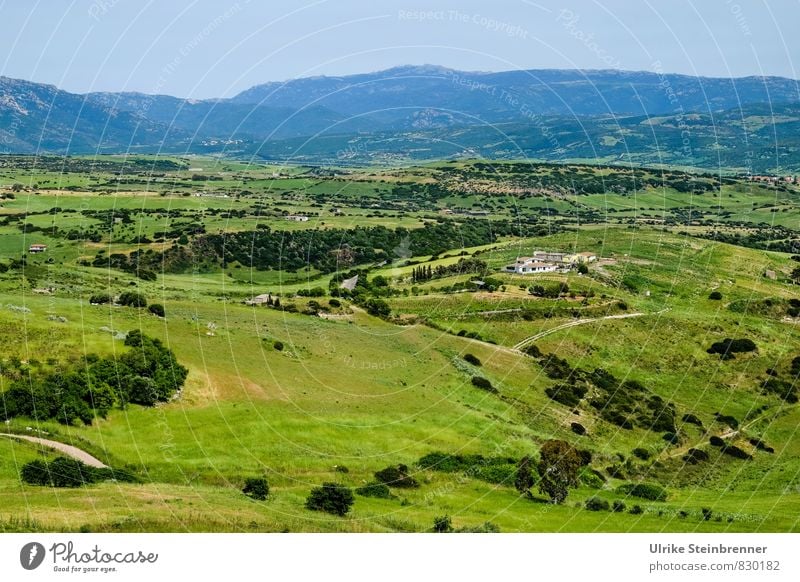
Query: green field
0,156,799,532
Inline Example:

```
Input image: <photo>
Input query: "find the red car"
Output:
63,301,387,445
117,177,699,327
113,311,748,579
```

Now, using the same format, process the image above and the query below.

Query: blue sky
0,0,796,98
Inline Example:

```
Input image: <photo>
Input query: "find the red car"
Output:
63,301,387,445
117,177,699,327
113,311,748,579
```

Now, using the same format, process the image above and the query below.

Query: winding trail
0,433,108,468
512,309,669,351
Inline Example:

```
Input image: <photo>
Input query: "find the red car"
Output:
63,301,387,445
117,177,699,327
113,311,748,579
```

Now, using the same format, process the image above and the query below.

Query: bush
470,376,497,393
273,340,284,351
364,298,391,318
117,291,147,308
374,464,419,488
570,422,586,436
612,500,626,512
242,477,269,500
748,438,775,454
21,457,99,488
89,293,112,305
355,482,393,499
522,344,542,358
707,338,757,359
629,505,644,515
632,448,651,460
618,483,668,502
682,413,703,427
328,298,341,308
708,291,723,300
682,448,709,465
721,444,752,460
305,482,354,516
702,508,713,521
433,515,453,533
585,497,610,511
709,436,725,447
545,383,587,407
463,353,482,366
148,303,165,317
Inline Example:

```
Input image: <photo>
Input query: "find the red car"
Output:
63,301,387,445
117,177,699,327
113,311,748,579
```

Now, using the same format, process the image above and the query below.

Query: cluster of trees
0,331,188,425
136,219,538,275
410,258,487,283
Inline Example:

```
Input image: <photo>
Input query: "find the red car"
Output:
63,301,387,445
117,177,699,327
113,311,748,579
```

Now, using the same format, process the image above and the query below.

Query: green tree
242,477,269,500
537,440,582,504
514,455,535,495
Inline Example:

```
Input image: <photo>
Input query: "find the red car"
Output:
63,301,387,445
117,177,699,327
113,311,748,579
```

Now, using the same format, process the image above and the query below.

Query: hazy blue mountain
1,66,799,170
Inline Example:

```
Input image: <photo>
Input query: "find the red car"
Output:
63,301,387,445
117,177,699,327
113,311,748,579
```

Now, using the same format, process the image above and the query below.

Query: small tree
537,439,582,504
514,455,534,495
305,482,354,516
242,477,269,500
577,263,589,275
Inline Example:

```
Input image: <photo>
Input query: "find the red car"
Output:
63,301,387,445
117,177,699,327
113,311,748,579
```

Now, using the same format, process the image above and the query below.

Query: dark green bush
629,505,643,515
305,482,354,516
273,340,284,351
463,353,482,366
707,338,757,358
585,497,610,511
89,293,112,304
148,303,165,317
612,500,626,512
118,291,147,308
374,464,419,488
618,483,668,502
709,436,725,447
470,376,497,393
721,444,752,460
570,422,586,436
355,482,393,499
682,448,710,464
545,383,587,407
632,448,651,460
433,515,453,533
708,291,723,300
21,457,100,487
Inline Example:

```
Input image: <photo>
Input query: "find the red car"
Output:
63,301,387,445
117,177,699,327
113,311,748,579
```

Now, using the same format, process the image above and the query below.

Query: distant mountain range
1,65,799,171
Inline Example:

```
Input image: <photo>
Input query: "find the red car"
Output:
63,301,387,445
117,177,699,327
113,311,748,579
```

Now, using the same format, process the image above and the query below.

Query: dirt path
0,433,108,468
512,309,669,351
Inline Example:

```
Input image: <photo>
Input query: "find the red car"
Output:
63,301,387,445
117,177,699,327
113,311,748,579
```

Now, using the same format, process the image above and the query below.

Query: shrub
702,508,713,521
355,482,393,499
21,457,98,488
612,500,626,512
681,413,703,427
709,435,725,447
585,497,610,511
374,464,419,488
682,448,710,464
632,448,651,460
570,422,586,436
273,341,284,351
305,482,354,516
522,344,542,358
470,376,497,393
463,353,482,366
89,293,112,305
748,438,775,454
707,338,757,358
721,444,752,460
328,298,341,308
433,515,453,533
618,483,668,502
148,303,165,317
629,505,644,515
714,413,739,429
242,477,269,500
117,291,147,308
364,298,391,318
545,383,587,407
708,291,723,300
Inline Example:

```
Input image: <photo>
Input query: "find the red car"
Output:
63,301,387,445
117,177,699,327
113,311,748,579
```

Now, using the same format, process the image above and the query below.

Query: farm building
285,215,309,222
575,252,597,263
504,258,559,274
28,244,48,253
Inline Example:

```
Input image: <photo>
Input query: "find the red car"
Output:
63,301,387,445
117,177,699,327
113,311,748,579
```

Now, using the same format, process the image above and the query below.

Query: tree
537,439,582,504
792,266,800,284
577,263,589,275
514,455,535,495
305,482,355,516
364,298,391,318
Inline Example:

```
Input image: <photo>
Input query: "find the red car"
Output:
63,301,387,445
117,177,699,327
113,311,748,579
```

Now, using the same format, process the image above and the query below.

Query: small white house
285,215,309,222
